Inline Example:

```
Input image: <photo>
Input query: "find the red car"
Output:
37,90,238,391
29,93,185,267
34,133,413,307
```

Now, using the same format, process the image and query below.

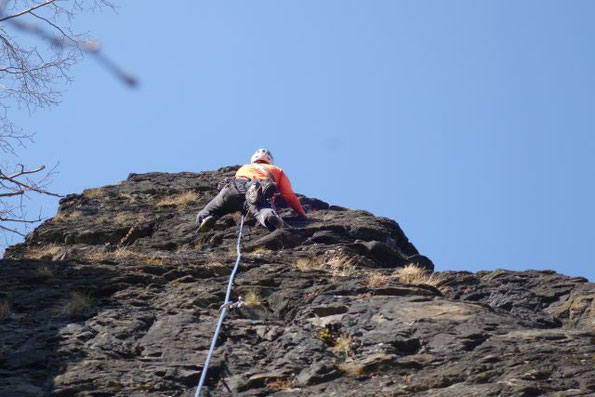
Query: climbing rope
194,214,246,397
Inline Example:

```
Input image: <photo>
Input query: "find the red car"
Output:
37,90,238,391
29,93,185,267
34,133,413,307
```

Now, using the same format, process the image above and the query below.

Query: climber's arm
277,171,306,218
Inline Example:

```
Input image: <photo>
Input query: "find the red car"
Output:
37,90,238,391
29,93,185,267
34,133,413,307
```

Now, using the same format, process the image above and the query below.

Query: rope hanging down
194,214,246,397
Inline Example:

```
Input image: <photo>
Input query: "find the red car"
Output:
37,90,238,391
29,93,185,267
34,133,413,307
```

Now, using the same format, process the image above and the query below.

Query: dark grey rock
1,167,593,396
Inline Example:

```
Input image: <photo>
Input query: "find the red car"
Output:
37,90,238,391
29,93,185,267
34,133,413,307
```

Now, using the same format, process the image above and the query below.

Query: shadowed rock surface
1,166,593,396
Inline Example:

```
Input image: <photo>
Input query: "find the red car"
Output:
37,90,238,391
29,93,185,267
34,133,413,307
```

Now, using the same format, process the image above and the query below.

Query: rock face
1,166,594,397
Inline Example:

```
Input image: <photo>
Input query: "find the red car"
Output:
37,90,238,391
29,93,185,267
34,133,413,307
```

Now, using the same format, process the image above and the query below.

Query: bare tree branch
0,190,25,197
0,216,41,223
8,164,46,178
0,1,133,239
0,223,25,236
0,0,57,22
0,164,63,197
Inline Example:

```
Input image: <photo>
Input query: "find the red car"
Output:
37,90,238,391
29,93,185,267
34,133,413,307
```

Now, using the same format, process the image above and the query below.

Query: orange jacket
235,163,306,217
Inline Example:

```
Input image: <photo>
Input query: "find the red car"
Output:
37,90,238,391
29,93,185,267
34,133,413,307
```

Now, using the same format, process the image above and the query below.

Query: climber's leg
196,180,248,231
250,206,284,232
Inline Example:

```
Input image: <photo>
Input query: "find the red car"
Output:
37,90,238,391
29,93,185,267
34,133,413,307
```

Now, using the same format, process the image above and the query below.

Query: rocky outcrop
1,166,594,396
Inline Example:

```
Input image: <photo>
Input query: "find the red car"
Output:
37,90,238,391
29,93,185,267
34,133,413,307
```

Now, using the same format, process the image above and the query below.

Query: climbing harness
246,163,279,209
194,214,246,397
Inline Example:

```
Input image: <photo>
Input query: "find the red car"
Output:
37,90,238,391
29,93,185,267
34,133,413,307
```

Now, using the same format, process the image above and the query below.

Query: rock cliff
1,166,594,396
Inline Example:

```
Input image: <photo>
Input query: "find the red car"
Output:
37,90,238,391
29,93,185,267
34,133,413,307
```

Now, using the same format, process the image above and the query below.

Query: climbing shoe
264,215,284,232
197,215,217,233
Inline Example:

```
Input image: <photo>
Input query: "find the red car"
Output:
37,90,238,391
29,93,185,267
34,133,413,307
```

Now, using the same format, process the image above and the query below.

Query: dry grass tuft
53,210,83,223
110,248,145,260
157,191,199,209
393,264,444,289
250,247,272,256
337,360,365,377
295,251,360,277
332,334,353,357
365,272,389,287
328,253,358,277
243,290,262,306
0,299,11,320
295,257,324,272
66,291,92,314
84,188,105,199
315,327,334,343
142,256,166,265
24,244,63,260
113,213,133,226
267,378,294,391
84,248,167,265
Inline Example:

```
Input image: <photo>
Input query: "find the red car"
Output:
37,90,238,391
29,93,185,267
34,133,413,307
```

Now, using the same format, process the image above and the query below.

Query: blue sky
6,1,595,280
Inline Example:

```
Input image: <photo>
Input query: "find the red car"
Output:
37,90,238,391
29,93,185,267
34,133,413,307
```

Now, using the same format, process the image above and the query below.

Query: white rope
194,214,245,397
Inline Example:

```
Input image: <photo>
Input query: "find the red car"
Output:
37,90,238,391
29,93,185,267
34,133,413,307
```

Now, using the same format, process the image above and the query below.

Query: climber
196,149,307,233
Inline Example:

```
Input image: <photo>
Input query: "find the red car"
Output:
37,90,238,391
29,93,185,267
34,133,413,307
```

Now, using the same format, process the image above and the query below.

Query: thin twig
0,0,57,22
0,223,25,236
0,190,24,197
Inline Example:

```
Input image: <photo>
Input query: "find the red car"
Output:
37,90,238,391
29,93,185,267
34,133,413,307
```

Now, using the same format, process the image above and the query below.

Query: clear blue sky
7,1,595,280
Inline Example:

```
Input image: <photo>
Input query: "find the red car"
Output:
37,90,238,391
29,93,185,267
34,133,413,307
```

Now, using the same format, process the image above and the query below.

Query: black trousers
196,179,281,230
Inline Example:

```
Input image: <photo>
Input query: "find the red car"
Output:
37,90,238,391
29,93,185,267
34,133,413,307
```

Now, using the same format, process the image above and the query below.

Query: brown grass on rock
83,188,105,199
337,360,365,377
365,272,390,287
332,334,354,357
393,264,444,290
267,378,294,391
84,248,167,265
249,247,273,256
328,253,358,277
157,191,199,209
243,290,262,306
53,210,83,223
295,257,324,272
24,244,64,260
295,251,360,277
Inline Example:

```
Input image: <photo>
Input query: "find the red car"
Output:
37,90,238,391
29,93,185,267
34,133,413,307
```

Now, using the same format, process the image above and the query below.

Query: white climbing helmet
250,148,274,165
